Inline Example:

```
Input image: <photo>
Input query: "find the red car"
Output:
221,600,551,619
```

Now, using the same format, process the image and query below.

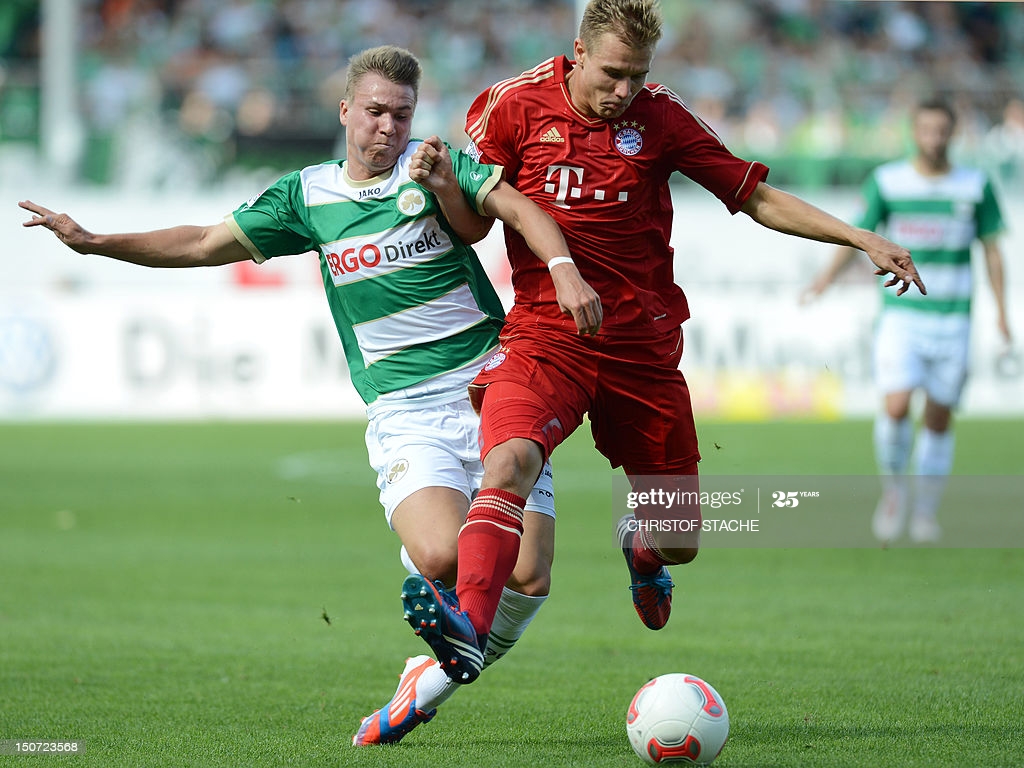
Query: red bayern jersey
466,55,768,337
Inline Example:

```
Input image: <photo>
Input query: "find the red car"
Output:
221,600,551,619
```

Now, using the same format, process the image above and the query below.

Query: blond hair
345,45,421,103
579,0,662,51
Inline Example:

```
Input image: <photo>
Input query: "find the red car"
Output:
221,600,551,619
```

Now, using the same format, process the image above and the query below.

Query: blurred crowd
1,0,1023,188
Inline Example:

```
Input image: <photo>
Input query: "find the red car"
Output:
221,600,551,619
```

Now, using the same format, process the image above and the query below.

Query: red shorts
469,323,700,474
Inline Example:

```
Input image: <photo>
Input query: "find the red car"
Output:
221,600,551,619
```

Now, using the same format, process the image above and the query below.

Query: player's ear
573,37,586,63
339,99,349,127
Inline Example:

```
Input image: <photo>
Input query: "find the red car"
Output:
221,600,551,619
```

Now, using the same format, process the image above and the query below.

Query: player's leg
359,418,557,742
451,425,544,640
396,360,577,683
872,390,914,542
448,338,589,655
483,456,557,667
909,398,954,542
393,494,554,675
909,334,966,542
872,312,921,542
393,487,556,693
400,462,555,686
485,510,554,669
614,463,699,631
392,486,465,586
398,438,547,684
355,403,476,744
594,328,701,630
473,450,555,669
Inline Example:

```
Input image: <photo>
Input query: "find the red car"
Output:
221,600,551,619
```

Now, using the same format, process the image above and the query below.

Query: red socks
632,529,672,573
626,532,667,573
456,488,525,636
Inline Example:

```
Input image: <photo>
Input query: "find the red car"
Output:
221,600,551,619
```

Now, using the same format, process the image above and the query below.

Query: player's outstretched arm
482,181,603,336
19,200,251,268
409,136,494,245
740,182,926,297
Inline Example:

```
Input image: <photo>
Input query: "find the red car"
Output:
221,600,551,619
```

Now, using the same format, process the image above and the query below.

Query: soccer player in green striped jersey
20,44,602,745
806,98,1012,544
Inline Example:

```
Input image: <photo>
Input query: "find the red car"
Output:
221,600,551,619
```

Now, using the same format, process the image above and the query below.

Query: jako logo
323,220,453,284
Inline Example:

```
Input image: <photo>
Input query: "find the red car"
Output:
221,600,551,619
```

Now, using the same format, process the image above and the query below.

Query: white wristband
546,256,575,271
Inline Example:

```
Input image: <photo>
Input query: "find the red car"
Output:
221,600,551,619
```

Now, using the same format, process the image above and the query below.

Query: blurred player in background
398,0,925,679
804,98,1011,544
20,44,602,746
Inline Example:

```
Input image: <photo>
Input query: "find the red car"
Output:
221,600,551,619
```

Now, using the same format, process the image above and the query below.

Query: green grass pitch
1,419,1022,767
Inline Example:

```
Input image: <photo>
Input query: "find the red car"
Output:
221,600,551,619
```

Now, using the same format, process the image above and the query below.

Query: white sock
912,428,954,519
411,659,459,713
874,414,913,476
483,587,547,669
411,588,546,710
399,545,418,576
396,552,456,710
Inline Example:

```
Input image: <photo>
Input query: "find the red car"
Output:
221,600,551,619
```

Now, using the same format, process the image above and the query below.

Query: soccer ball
626,673,730,765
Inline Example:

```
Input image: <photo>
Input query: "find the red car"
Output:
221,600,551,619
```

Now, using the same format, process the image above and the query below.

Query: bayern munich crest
614,126,643,156
483,351,506,371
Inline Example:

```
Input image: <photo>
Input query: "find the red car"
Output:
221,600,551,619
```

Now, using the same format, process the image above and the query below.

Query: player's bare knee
506,565,551,597
884,391,912,421
482,439,544,496
662,546,699,565
410,543,458,586
923,399,953,433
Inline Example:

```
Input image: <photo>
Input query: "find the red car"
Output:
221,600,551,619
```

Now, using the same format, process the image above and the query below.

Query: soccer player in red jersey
402,0,925,676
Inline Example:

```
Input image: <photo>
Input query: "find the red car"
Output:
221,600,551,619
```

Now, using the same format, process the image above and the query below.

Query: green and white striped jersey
858,160,1005,317
226,140,506,404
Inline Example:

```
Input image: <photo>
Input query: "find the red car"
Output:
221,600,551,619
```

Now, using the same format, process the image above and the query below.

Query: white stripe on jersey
874,163,988,207
353,283,488,366
322,216,455,287
302,151,409,205
913,263,973,301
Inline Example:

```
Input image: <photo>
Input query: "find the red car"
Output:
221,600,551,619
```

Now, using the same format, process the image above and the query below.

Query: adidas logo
540,127,564,143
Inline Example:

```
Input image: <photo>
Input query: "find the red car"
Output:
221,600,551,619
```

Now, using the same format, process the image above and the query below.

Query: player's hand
409,136,456,194
549,261,603,336
861,231,926,297
19,200,94,254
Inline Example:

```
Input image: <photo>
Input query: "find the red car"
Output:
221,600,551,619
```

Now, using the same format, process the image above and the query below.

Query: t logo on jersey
544,164,629,208
544,165,583,209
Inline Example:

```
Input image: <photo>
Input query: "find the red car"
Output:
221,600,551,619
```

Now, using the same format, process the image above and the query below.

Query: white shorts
365,393,555,527
873,310,970,407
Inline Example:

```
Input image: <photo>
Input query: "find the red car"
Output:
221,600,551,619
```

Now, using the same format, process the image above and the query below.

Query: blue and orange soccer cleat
401,575,485,684
352,655,437,746
617,514,674,630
